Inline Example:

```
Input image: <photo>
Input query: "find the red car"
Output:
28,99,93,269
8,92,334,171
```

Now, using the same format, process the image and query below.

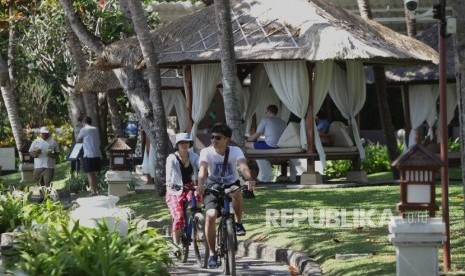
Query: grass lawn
2,163,464,275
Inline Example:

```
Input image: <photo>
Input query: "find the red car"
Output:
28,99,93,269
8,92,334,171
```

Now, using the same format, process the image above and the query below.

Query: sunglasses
210,135,225,141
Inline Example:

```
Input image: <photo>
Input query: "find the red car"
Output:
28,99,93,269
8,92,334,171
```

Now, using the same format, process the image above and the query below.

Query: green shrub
361,143,391,174
14,220,172,275
66,172,89,193
324,143,391,178
0,190,31,233
65,170,108,194
20,198,68,228
448,138,461,152
324,160,351,178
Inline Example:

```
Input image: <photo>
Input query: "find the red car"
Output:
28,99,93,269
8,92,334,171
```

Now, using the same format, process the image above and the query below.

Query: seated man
246,105,287,182
246,104,286,149
316,115,330,134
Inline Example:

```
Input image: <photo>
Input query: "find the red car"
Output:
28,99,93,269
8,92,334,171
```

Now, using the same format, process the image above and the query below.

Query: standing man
29,126,60,187
197,123,256,268
77,116,102,196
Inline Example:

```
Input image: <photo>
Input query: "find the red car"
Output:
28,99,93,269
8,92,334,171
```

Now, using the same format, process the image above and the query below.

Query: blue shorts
253,141,276,149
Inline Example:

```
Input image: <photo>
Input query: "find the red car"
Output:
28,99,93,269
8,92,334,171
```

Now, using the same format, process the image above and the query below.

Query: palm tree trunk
107,92,124,137
0,14,24,154
215,0,244,147
0,53,24,153
450,0,465,213
357,0,399,178
126,0,170,196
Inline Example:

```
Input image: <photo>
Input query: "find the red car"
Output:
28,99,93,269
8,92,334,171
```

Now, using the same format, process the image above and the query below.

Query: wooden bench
246,147,361,178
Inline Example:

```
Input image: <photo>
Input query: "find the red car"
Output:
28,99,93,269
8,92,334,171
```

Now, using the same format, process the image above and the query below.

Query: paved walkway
131,168,326,275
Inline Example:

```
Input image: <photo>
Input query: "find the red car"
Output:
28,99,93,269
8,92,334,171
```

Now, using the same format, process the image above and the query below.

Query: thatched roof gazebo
74,67,184,93
362,25,457,150
366,25,455,85
93,0,439,184
95,0,438,70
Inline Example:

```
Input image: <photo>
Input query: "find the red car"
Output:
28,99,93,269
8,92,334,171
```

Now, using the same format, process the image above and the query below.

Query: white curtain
264,61,309,149
162,90,187,133
446,83,458,124
311,61,334,167
329,61,366,160
245,65,271,135
188,64,221,142
407,84,439,147
436,83,458,143
242,86,250,121
426,108,437,140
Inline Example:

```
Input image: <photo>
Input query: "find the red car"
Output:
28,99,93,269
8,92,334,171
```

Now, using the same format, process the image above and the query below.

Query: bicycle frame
182,188,201,243
206,183,240,274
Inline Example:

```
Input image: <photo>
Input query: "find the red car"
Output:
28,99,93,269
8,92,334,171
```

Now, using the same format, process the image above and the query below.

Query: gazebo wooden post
183,65,193,132
299,62,322,184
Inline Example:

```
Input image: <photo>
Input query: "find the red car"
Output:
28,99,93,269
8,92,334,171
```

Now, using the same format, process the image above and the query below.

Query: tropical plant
324,160,351,178
361,142,391,174
14,219,172,275
0,190,31,233
448,137,461,152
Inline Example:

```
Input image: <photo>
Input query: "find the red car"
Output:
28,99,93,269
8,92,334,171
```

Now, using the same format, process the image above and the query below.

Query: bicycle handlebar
165,183,196,192
204,185,241,198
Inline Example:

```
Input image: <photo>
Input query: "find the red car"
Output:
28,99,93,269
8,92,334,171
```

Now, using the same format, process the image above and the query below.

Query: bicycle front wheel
180,232,189,263
222,218,236,276
193,212,209,268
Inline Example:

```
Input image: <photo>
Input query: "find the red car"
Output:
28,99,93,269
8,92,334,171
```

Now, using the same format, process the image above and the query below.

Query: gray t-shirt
256,116,287,148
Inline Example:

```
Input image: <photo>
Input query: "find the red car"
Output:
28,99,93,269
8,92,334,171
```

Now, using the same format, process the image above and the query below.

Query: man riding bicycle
197,123,256,269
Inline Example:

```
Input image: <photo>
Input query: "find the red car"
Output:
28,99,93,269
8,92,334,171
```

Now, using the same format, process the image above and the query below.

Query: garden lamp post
433,0,451,270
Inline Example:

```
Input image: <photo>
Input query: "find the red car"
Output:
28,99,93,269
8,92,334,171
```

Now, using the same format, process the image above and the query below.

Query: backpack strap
220,146,230,178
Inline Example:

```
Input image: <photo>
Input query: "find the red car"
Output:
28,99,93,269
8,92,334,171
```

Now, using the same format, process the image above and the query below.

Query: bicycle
170,184,209,268
205,183,241,276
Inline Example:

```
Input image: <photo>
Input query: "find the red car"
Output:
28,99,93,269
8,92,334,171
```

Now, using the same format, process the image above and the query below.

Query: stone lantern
388,144,446,276
19,142,34,182
105,138,132,197
391,143,442,217
106,138,132,171
20,142,33,164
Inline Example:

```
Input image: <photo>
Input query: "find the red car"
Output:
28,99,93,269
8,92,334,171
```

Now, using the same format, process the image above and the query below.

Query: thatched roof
94,0,438,71
74,67,184,93
365,25,455,85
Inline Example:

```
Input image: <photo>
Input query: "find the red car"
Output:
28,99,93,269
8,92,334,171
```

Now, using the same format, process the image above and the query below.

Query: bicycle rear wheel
193,212,209,268
222,218,236,276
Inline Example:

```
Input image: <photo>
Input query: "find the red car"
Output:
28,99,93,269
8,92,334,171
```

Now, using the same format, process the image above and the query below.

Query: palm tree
356,0,399,178
214,0,244,147
60,0,171,195
126,0,170,196
450,0,465,197
0,10,24,154
0,52,24,153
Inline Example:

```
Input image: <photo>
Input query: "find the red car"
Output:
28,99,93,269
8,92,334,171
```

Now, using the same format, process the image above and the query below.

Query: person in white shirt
77,116,102,195
165,133,200,244
197,123,256,268
29,126,60,187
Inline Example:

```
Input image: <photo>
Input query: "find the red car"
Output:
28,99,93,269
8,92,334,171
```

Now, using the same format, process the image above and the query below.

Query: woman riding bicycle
196,123,256,269
165,133,200,245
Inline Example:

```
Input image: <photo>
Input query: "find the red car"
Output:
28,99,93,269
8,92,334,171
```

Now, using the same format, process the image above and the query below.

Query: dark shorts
253,141,276,149
203,180,240,217
83,157,102,173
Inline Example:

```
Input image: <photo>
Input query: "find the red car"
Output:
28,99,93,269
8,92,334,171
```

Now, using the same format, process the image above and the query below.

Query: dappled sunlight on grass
1,164,464,275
